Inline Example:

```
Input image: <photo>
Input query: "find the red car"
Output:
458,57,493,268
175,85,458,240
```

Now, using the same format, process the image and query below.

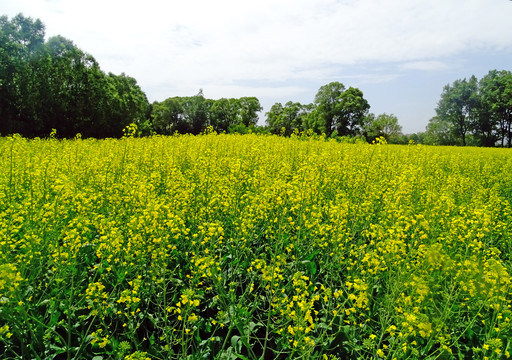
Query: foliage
2,133,512,359
151,94,262,135
436,76,479,146
311,82,370,137
313,81,347,136
335,87,370,136
0,13,150,138
423,116,457,146
434,70,512,147
265,82,371,139
478,70,512,147
265,101,313,135
238,97,263,127
363,113,403,143
209,98,241,133
0,13,45,135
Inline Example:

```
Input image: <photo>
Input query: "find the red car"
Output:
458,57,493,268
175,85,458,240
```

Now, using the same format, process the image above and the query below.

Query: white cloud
6,1,512,80
401,61,449,71
341,72,402,85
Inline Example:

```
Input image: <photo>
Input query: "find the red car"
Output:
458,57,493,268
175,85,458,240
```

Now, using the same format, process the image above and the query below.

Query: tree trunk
508,121,512,148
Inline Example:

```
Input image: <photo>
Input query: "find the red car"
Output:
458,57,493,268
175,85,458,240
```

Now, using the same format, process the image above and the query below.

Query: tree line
0,13,404,142
265,82,404,143
151,91,264,135
152,82,405,142
0,14,270,138
3,14,511,146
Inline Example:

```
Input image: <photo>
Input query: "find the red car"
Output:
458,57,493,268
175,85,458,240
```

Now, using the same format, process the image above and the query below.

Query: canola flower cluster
1,131,512,359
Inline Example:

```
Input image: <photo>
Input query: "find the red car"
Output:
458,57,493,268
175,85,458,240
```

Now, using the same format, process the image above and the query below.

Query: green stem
66,275,74,360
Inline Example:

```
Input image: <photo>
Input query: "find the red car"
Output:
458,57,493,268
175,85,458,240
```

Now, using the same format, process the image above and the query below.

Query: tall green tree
313,82,370,137
238,97,262,127
302,107,325,134
265,102,284,134
152,94,263,135
181,90,211,134
479,70,512,147
209,98,240,132
265,101,311,135
37,35,100,137
435,76,479,146
101,72,149,137
0,13,150,138
313,81,346,136
422,116,457,145
151,97,185,134
151,91,214,135
336,87,370,136
364,113,403,143
0,14,45,135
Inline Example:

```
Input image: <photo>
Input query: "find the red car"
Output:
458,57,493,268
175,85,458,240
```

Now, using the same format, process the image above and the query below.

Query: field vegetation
1,131,512,359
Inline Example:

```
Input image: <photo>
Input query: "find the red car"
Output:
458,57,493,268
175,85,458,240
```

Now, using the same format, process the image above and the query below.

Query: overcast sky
4,0,512,133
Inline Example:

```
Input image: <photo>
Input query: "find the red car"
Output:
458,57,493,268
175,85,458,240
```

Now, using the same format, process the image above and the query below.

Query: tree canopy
266,101,313,136
0,14,149,138
264,82,401,143
429,71,512,147
151,93,263,135
1,14,269,138
363,113,403,143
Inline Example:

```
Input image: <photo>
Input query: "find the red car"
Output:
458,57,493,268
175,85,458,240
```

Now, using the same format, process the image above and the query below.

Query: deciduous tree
313,82,370,137
265,101,311,135
314,81,346,136
435,76,479,146
479,70,512,147
364,113,402,143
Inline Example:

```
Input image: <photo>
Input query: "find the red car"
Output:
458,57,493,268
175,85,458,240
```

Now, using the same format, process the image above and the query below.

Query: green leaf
231,335,241,353
308,261,317,276
306,250,320,261
233,354,250,360
248,321,262,331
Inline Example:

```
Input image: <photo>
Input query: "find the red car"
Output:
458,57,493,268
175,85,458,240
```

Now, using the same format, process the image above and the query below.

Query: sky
3,0,512,133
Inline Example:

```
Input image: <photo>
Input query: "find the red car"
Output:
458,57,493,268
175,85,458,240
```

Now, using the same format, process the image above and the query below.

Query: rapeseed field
1,131,512,359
